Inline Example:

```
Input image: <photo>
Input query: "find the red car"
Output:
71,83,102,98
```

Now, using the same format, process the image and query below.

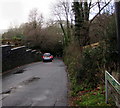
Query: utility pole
115,1,120,81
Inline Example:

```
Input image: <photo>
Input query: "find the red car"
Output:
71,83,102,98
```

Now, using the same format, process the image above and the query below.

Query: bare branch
90,2,98,9
89,0,92,10
90,0,112,24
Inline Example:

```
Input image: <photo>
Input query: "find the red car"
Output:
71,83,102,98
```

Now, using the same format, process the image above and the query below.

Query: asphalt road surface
2,59,68,106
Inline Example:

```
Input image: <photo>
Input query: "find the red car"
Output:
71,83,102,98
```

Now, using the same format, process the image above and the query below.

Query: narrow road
2,59,68,106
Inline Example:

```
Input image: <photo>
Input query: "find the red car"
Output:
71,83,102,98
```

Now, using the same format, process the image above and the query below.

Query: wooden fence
105,71,120,107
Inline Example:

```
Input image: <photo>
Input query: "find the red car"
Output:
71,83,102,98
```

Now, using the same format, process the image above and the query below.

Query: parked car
42,53,53,62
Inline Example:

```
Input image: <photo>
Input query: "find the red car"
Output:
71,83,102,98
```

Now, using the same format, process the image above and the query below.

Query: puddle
13,69,25,74
1,89,12,100
2,90,11,94
22,76,40,85
2,87,17,95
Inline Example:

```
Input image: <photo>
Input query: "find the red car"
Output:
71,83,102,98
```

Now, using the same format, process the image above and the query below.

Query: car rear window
43,53,51,56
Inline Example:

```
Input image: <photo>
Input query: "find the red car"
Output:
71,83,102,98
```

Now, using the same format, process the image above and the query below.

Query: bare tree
23,8,44,47
52,0,74,46
73,0,112,46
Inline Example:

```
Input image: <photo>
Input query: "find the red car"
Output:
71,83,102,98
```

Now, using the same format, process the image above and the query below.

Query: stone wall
1,45,42,72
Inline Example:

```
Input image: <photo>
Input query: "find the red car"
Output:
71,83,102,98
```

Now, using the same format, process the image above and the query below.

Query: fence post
105,72,108,104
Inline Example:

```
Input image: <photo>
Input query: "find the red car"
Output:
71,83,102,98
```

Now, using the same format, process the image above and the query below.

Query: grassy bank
68,84,116,107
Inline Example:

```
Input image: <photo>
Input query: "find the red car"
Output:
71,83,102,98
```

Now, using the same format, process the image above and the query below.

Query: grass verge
68,84,116,107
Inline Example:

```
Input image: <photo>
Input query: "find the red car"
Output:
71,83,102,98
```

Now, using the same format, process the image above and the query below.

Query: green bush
64,42,104,89
77,46,105,88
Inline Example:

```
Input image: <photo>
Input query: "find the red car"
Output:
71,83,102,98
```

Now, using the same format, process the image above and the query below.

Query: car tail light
42,56,44,58
50,56,53,58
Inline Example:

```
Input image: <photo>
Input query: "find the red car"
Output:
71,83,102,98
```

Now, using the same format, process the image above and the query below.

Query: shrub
77,46,105,88
63,41,82,81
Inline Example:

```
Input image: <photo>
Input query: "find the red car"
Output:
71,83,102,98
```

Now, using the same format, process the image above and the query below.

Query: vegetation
62,0,118,107
63,0,116,82
69,85,116,107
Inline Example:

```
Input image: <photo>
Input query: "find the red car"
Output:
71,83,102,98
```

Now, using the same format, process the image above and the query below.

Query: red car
42,53,53,62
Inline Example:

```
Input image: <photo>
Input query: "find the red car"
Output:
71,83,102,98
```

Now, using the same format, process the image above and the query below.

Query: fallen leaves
68,86,106,106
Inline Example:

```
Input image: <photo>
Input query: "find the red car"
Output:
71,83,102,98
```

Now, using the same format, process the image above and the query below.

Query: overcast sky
0,0,57,30
0,0,115,31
